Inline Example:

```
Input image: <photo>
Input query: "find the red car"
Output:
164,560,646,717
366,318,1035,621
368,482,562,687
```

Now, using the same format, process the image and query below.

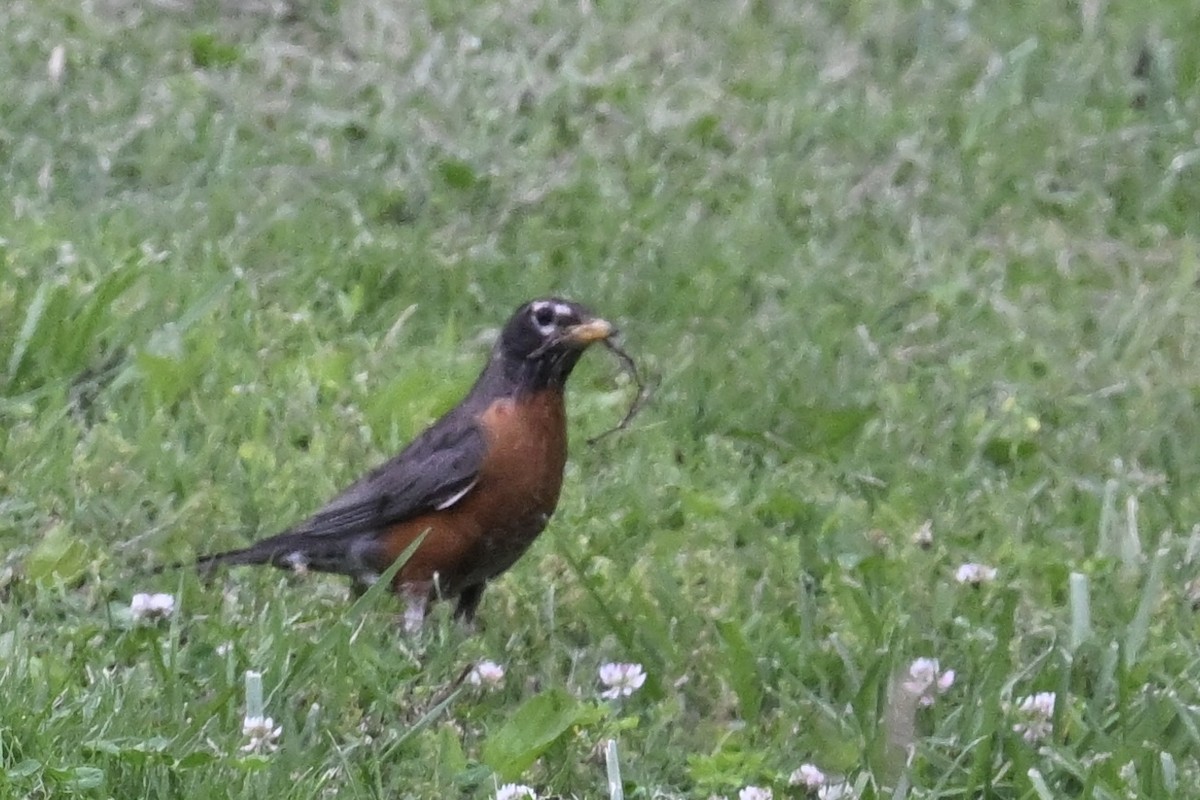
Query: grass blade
605,739,623,800
6,280,51,384
1068,572,1091,651
1124,537,1170,668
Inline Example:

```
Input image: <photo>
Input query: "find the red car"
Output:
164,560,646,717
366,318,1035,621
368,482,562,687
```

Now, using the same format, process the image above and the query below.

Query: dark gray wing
284,416,486,540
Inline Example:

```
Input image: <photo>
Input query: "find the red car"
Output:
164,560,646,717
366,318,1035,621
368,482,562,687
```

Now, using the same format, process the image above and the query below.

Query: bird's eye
533,305,556,328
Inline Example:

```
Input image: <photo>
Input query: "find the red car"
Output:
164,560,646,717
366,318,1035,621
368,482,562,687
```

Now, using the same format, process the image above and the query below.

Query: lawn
3,0,1200,797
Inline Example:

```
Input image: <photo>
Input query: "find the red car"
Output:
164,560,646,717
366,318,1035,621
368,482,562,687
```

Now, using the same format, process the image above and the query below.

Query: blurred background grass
2,0,1200,797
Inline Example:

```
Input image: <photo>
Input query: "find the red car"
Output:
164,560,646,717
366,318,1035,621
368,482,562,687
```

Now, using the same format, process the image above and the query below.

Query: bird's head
492,298,615,391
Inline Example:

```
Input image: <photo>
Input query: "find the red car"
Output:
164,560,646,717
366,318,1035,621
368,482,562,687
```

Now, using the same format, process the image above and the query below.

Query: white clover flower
954,563,998,585
912,520,934,548
598,662,646,700
468,660,506,688
789,763,826,789
241,715,282,752
130,592,175,622
738,787,772,800
1011,691,1056,743
495,783,538,800
902,657,956,707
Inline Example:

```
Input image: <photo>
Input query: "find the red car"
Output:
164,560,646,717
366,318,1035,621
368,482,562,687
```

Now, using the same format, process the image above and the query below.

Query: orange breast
380,390,568,596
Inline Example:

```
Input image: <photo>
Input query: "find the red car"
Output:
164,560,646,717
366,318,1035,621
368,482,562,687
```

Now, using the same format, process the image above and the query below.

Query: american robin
183,298,616,631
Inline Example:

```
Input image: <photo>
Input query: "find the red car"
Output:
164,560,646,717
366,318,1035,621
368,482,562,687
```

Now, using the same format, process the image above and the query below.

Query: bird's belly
385,391,568,596
451,510,553,589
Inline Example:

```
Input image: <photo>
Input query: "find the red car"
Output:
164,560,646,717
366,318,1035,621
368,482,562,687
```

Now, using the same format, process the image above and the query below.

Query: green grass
3,0,1200,797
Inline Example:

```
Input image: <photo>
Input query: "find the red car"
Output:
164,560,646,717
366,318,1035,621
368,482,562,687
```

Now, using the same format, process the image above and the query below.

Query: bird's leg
453,583,486,628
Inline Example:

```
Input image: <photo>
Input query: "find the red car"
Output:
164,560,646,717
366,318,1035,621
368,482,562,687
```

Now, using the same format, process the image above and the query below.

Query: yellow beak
563,318,615,346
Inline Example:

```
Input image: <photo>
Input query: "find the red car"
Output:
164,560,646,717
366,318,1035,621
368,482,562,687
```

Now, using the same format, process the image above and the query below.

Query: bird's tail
195,546,279,570
153,531,357,576
150,545,273,576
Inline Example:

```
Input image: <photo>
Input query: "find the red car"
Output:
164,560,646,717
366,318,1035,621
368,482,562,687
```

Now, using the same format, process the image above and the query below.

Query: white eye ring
531,302,556,329
531,300,573,333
